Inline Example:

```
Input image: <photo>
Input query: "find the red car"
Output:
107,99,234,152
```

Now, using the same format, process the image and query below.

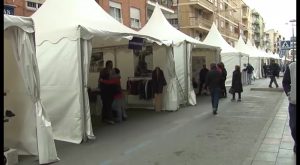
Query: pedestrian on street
217,62,227,98
205,63,222,115
198,64,209,96
230,65,243,102
243,63,254,85
262,63,267,78
269,59,280,88
282,61,297,153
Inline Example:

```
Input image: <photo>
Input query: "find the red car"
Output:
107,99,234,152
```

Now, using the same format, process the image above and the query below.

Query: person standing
262,63,267,78
152,67,167,112
98,60,115,124
243,63,254,85
218,62,227,98
282,61,296,153
205,63,222,115
269,59,280,88
198,64,209,96
231,65,243,102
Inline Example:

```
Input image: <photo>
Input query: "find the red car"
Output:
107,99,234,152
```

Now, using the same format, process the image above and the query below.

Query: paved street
18,77,296,165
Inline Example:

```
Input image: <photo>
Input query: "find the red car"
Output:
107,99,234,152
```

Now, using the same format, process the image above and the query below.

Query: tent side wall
221,53,241,86
153,45,179,111
36,39,84,143
4,33,38,155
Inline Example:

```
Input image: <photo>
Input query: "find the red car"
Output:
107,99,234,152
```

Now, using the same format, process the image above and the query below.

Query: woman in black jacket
231,65,243,102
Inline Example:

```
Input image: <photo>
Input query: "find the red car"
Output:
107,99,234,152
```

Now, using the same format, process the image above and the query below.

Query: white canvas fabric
31,0,159,144
4,14,58,164
203,23,246,86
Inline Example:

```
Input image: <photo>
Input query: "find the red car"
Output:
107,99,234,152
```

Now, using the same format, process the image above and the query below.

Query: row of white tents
4,0,286,164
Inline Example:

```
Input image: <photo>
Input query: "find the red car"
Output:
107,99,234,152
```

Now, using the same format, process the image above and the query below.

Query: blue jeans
289,103,296,146
210,88,220,110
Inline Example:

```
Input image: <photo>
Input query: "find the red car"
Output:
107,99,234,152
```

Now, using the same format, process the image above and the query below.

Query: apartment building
265,29,282,54
176,0,245,46
4,0,45,16
251,9,265,48
240,1,251,42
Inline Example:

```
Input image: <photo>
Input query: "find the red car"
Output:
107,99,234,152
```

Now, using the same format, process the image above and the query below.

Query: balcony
219,28,239,40
188,17,213,30
188,0,214,13
149,0,173,9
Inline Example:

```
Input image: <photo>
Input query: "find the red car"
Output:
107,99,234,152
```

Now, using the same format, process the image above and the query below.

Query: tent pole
185,43,189,105
79,39,87,142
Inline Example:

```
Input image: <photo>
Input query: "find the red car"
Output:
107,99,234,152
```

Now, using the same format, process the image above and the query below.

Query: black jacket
231,70,243,93
199,68,209,82
205,69,222,89
152,68,167,94
269,63,280,77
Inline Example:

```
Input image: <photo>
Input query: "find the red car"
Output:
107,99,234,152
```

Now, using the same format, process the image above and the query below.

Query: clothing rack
127,77,152,81
125,77,154,109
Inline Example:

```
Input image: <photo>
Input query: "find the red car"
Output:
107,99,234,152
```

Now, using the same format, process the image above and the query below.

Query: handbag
229,87,234,94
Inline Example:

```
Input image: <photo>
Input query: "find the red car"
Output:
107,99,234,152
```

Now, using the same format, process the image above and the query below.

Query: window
220,3,223,10
130,8,141,28
109,1,122,23
220,21,224,28
26,1,42,10
230,25,233,32
168,18,178,27
215,0,218,7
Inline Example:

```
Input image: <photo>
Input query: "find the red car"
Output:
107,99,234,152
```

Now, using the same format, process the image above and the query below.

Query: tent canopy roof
203,23,239,54
31,0,157,45
138,3,217,48
235,37,250,56
4,14,34,33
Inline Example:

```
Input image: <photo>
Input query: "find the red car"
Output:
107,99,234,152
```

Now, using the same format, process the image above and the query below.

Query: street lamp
289,19,296,62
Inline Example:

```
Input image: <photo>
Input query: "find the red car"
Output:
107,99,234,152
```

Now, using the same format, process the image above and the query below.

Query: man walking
198,64,209,95
269,59,280,88
205,63,222,115
282,61,296,153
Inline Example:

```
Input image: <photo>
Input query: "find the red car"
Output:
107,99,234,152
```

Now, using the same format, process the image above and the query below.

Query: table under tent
4,14,58,164
31,0,159,145
202,23,249,86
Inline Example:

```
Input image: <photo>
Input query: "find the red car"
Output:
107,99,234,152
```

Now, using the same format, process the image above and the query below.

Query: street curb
250,88,284,92
242,92,286,165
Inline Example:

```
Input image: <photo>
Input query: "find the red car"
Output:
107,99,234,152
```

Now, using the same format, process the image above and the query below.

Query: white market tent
203,23,248,85
245,40,263,79
4,15,58,164
31,0,158,144
137,3,221,108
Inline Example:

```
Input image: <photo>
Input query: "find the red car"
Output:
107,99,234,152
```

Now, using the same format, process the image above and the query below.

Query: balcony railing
219,28,238,39
189,0,214,12
149,0,173,9
189,17,213,30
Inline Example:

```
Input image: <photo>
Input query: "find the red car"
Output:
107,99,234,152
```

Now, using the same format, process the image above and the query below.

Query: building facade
4,0,174,31
250,9,265,48
264,29,282,54
175,0,253,47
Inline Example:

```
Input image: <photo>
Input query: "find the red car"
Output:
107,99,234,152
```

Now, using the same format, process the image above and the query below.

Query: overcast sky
243,0,296,40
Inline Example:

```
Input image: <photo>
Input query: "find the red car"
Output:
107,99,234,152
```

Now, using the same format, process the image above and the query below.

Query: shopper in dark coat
218,62,227,98
152,67,167,112
231,65,243,102
205,63,222,115
269,59,280,88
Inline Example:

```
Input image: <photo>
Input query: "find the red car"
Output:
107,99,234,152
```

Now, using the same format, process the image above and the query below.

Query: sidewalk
245,89,296,165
